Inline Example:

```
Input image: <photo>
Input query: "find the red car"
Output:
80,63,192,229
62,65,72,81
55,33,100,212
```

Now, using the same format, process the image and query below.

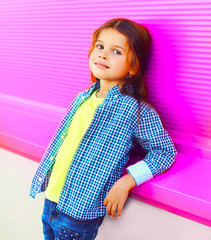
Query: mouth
95,62,109,69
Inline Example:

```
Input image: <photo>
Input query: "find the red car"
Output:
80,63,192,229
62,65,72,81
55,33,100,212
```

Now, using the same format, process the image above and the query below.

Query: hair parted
88,17,152,123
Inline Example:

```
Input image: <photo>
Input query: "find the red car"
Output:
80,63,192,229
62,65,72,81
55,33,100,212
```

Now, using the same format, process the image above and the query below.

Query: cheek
89,51,96,64
89,53,96,72
88,58,93,71
115,57,128,68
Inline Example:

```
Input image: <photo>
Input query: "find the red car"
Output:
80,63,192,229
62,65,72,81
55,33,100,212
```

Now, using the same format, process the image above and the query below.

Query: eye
96,44,103,49
113,49,121,55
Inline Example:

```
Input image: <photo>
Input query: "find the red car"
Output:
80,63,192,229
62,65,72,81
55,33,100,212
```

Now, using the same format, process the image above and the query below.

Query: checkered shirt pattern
30,79,177,220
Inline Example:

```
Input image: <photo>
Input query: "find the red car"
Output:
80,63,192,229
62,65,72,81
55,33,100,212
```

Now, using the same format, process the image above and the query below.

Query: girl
30,18,177,240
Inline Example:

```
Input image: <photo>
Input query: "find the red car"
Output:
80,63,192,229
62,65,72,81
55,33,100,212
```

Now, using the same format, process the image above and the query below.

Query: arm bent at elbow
126,105,177,186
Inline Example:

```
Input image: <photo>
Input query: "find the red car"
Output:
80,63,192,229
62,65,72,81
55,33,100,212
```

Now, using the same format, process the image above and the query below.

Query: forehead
97,28,128,47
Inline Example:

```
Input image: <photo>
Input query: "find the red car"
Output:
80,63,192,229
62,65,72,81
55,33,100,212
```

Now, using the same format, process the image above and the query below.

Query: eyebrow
96,40,126,52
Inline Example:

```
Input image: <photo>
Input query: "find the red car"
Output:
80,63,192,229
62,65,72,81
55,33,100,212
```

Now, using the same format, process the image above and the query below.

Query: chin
92,73,107,80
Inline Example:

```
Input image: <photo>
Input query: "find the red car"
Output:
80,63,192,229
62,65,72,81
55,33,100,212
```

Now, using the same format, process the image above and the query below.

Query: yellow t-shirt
45,89,104,203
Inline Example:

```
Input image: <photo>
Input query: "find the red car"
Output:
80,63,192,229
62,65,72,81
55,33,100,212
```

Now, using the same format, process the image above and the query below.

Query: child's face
89,28,132,83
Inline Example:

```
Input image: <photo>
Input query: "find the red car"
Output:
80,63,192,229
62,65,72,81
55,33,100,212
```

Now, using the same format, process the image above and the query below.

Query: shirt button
114,95,117,98
82,96,85,100
50,156,54,160
38,177,42,182
61,135,64,139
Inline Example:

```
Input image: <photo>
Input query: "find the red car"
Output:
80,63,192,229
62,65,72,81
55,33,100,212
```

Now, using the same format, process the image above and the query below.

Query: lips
95,62,109,68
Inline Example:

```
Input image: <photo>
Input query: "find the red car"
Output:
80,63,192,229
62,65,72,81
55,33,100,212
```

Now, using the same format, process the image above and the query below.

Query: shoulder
120,95,158,120
72,89,87,102
140,101,159,119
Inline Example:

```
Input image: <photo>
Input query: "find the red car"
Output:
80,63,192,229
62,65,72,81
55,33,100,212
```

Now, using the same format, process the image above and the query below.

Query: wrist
121,173,137,191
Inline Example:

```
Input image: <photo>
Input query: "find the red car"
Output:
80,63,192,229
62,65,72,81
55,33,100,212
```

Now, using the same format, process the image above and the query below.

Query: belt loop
50,200,57,211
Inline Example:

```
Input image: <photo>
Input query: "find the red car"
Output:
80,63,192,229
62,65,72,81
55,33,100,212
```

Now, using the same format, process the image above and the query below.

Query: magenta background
0,0,210,227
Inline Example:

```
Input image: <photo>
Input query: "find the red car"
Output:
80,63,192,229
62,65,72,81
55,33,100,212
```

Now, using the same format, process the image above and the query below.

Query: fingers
105,202,112,217
117,204,123,218
103,198,108,207
110,203,117,218
105,202,120,218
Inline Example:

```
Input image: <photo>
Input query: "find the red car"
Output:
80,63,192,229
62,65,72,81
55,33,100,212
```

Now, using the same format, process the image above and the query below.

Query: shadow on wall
125,18,211,170
144,20,202,155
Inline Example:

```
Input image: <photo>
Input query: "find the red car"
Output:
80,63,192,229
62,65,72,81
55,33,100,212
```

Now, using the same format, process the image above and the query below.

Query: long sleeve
126,105,177,186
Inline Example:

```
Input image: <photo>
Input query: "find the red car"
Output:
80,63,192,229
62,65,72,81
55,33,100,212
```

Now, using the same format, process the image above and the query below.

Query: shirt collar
86,79,122,100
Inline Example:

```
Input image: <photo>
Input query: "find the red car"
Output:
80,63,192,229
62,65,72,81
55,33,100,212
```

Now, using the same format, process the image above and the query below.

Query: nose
98,50,108,60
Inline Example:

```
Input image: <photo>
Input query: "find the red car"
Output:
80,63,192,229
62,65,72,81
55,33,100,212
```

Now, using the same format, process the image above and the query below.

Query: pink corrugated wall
0,0,210,160
1,0,211,228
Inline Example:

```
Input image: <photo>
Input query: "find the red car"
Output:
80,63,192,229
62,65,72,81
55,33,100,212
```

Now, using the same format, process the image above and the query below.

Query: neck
96,79,120,98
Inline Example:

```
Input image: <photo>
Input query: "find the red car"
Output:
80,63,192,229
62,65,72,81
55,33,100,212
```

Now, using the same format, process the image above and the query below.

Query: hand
103,175,133,219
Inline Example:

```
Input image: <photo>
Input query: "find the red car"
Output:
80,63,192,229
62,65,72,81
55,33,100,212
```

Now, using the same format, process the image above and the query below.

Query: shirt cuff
126,161,153,185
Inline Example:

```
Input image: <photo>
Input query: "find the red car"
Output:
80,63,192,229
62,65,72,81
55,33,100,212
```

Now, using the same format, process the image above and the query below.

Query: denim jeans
42,198,105,240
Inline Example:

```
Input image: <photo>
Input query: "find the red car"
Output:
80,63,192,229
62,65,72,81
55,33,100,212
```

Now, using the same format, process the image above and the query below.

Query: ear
129,62,140,76
129,68,138,76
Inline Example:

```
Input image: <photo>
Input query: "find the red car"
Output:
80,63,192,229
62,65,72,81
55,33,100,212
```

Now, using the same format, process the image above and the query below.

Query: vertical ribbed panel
0,0,211,157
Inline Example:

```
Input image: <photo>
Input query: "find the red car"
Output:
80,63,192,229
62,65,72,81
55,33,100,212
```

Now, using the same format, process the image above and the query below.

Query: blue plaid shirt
30,79,177,220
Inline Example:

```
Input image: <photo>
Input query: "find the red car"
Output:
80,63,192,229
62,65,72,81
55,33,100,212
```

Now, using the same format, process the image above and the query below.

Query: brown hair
88,17,152,122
